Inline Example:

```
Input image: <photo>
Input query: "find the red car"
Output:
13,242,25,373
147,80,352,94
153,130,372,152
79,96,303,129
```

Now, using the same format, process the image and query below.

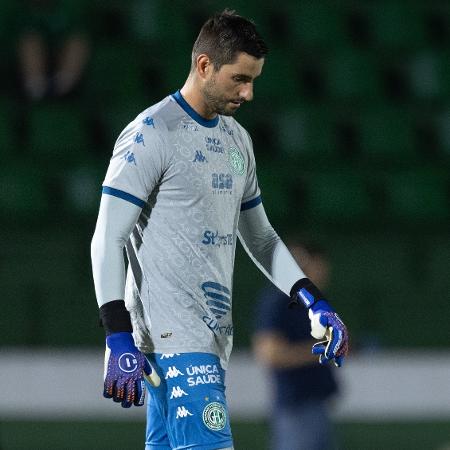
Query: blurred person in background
91,10,348,450
253,242,340,450
16,0,90,101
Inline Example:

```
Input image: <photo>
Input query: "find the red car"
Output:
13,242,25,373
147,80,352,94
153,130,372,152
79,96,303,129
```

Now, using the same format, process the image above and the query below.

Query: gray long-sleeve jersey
91,91,305,367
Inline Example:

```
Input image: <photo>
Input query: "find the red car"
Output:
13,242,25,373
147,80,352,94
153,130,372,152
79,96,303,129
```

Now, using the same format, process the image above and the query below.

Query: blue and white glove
103,332,160,408
291,279,349,367
99,300,160,408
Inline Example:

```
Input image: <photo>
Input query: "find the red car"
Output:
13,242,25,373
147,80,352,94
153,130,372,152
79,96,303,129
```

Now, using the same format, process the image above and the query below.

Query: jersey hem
142,346,230,369
173,440,233,450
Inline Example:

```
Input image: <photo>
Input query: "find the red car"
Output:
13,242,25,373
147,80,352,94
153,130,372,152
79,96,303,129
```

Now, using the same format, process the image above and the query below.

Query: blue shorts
144,352,233,450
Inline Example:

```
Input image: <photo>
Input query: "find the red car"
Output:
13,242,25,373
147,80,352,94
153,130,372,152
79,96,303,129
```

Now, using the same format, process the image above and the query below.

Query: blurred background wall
0,0,450,449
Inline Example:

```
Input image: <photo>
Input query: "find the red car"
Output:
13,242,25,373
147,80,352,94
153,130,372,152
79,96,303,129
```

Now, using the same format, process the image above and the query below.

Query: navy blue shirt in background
254,284,338,408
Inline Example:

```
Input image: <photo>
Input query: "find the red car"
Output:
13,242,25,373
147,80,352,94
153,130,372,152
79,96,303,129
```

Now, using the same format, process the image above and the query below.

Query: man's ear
196,54,213,80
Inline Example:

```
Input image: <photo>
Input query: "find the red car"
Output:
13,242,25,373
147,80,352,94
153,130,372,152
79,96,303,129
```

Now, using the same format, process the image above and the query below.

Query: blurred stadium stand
1,0,448,349
1,1,450,448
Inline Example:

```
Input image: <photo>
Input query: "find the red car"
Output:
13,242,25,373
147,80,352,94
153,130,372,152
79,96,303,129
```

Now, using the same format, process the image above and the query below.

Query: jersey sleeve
240,131,261,210
102,116,171,207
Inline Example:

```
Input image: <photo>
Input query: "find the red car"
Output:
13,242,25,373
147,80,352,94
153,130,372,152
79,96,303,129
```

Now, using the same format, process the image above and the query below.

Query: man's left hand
308,300,349,367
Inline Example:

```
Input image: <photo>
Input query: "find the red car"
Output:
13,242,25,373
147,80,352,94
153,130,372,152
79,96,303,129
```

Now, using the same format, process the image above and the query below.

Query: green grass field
1,420,449,449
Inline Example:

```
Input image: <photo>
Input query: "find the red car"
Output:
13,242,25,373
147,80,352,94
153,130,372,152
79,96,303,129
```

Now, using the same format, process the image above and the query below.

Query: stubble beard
202,76,236,117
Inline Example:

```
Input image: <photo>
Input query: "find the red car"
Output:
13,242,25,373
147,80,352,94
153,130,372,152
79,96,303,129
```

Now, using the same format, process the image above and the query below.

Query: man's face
201,52,264,116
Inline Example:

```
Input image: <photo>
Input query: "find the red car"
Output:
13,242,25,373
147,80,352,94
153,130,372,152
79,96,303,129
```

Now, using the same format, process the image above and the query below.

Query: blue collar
172,90,219,128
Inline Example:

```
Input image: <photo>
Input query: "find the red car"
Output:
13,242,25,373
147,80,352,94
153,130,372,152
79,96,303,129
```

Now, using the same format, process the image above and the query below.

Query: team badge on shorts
202,402,227,431
228,147,245,175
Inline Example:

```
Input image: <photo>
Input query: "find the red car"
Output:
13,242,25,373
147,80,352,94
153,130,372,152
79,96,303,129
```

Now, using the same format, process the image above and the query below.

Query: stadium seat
383,169,449,223
325,234,415,346
0,163,48,219
435,108,450,159
303,169,373,223
408,51,440,100
0,98,15,159
86,42,145,104
28,102,92,165
62,163,105,216
366,2,426,50
408,50,450,101
0,229,97,345
358,107,416,164
427,237,450,291
255,48,299,104
327,47,382,101
99,99,150,147
288,1,346,48
274,106,336,163
256,164,295,226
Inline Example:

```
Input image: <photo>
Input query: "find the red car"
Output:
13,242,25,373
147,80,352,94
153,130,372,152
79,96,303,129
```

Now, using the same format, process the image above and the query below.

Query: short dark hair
191,9,268,71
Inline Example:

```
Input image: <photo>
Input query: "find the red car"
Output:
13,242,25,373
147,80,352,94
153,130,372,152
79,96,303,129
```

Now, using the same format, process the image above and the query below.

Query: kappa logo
181,122,199,132
134,132,145,146
122,150,136,165
176,406,193,419
193,150,208,163
170,386,188,399
160,353,180,359
165,366,184,379
143,116,155,128
220,124,234,136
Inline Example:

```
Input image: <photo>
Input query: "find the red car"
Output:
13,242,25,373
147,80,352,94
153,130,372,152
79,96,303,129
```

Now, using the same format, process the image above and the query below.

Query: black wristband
289,278,324,308
99,300,133,335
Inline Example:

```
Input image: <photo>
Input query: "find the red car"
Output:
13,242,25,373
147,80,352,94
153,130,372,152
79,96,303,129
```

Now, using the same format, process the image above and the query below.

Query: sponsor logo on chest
205,136,224,154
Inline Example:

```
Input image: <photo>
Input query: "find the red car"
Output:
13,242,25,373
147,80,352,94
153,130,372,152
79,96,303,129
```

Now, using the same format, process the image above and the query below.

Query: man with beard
91,9,348,450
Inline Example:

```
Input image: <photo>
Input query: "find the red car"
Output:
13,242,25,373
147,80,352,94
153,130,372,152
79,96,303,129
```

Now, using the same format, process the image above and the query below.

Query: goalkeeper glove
100,301,160,408
290,279,349,367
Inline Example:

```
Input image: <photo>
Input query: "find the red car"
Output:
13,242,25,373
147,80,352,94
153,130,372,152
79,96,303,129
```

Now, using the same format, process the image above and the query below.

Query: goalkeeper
91,9,348,450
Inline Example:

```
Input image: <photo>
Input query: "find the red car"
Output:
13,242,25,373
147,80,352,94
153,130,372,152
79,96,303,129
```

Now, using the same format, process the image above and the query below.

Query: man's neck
180,80,217,120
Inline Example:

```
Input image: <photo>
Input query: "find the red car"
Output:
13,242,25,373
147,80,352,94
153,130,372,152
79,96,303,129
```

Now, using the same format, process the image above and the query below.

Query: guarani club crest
228,147,245,175
202,402,227,431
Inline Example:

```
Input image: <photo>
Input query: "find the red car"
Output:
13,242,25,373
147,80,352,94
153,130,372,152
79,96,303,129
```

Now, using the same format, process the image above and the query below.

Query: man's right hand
103,332,160,408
